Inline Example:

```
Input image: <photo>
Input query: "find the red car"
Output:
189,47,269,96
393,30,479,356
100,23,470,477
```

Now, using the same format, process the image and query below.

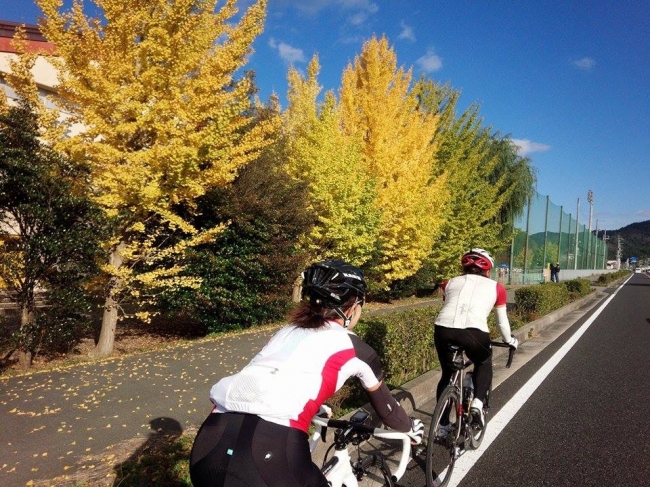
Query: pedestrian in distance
433,248,518,429
550,262,560,282
189,259,424,487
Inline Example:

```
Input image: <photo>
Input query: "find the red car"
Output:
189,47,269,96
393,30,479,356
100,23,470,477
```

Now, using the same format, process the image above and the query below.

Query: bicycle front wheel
358,453,394,487
425,385,461,487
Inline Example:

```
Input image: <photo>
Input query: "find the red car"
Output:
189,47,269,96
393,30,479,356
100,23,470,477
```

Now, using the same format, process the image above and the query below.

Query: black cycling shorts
190,412,328,487
434,325,493,402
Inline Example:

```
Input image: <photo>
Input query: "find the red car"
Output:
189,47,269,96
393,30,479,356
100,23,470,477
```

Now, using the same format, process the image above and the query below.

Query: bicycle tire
358,453,394,487
425,385,460,487
469,381,491,450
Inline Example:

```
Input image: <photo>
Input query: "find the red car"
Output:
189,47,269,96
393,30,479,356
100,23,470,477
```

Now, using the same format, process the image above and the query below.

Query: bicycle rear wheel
425,385,461,487
358,453,393,486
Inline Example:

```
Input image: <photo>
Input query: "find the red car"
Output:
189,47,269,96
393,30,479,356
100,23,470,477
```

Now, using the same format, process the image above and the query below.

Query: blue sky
2,0,649,231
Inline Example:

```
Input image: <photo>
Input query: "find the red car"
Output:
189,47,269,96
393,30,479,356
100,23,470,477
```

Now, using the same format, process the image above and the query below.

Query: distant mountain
605,220,650,262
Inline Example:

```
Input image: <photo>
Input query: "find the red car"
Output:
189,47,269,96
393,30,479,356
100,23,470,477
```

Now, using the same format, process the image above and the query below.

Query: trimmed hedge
355,306,442,388
326,305,441,416
563,278,592,296
514,283,570,320
596,270,630,285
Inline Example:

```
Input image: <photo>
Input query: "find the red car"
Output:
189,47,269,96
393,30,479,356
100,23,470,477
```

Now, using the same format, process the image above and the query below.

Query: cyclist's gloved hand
317,403,333,418
504,336,519,349
407,417,424,445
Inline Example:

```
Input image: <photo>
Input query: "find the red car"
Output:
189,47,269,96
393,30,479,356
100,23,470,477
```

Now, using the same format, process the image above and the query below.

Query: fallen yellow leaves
8,406,61,416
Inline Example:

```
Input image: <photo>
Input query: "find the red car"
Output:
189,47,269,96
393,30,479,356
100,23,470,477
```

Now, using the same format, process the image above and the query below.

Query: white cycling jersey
209,321,383,433
435,274,507,333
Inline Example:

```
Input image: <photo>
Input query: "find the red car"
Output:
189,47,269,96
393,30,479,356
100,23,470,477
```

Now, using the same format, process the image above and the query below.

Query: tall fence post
542,195,550,275
557,207,564,265
566,213,573,268
523,196,532,275
574,198,580,270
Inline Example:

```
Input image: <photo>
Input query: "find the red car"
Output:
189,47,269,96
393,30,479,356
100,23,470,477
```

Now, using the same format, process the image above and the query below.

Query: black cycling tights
434,326,493,403
190,412,329,487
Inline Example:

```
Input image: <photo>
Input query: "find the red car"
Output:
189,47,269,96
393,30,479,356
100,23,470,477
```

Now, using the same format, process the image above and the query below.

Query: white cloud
268,38,306,64
288,0,378,16
572,57,596,70
339,0,378,14
416,48,442,72
510,138,551,156
348,11,368,25
397,21,415,42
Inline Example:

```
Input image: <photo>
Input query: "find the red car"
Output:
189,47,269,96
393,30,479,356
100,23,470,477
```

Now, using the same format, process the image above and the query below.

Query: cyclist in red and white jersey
434,248,518,428
190,259,424,487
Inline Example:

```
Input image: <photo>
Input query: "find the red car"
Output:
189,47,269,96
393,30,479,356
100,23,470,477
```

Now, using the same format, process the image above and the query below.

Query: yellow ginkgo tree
283,57,380,268
338,36,447,287
5,0,278,357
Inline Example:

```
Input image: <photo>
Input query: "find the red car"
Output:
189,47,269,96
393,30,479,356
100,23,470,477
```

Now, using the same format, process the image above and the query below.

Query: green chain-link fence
494,191,607,284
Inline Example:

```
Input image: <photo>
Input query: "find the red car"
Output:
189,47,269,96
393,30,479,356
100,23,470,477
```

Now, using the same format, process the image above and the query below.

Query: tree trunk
90,243,124,359
18,350,32,370
292,276,302,303
18,303,33,370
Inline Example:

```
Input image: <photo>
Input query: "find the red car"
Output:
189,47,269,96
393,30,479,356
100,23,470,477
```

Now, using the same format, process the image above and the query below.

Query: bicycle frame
317,443,359,487
310,415,411,486
448,341,516,426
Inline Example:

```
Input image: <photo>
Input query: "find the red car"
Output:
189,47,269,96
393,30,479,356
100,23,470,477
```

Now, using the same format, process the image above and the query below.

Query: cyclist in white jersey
434,248,518,428
190,259,424,487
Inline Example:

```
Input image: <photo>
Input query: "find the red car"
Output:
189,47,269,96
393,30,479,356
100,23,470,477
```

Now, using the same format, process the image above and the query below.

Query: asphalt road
393,272,649,486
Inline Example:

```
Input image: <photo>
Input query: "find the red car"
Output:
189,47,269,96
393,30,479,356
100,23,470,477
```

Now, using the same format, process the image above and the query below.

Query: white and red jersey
209,321,383,433
435,274,507,333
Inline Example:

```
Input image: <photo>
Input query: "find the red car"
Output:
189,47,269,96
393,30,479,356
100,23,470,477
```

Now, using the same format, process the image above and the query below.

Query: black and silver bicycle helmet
301,260,367,309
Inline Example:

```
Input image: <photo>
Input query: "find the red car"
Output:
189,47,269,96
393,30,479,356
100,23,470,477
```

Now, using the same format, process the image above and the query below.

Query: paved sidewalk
0,327,277,486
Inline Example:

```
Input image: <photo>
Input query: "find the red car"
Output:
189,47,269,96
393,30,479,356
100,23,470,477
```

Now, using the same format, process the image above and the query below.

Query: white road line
446,276,630,487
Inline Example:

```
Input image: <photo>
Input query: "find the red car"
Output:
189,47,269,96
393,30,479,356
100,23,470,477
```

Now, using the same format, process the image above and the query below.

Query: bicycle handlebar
310,415,412,482
491,341,516,368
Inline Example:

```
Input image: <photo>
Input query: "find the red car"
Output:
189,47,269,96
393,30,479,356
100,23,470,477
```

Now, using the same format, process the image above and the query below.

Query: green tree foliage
413,79,536,283
0,101,106,369
487,136,537,232
283,57,380,267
